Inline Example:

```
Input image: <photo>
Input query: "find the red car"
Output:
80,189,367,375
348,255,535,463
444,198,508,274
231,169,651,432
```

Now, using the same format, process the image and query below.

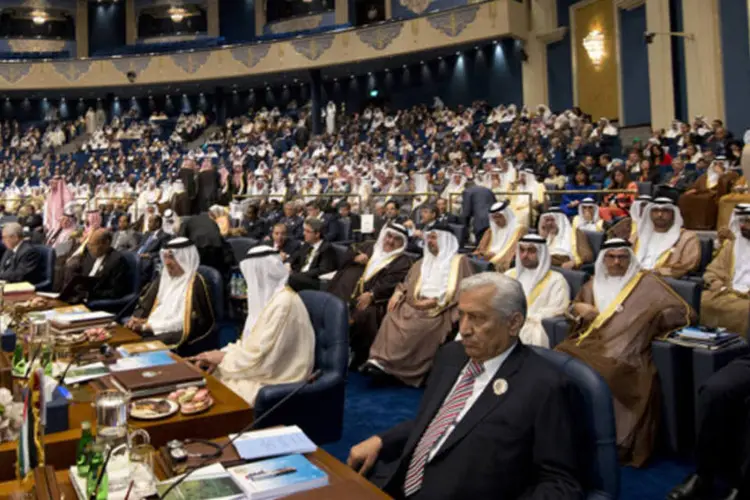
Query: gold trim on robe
352,253,403,299
507,269,553,306
489,226,525,267
413,254,464,317
576,271,646,345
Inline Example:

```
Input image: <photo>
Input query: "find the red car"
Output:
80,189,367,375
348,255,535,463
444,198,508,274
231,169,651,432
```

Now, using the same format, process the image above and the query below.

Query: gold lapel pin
493,378,508,396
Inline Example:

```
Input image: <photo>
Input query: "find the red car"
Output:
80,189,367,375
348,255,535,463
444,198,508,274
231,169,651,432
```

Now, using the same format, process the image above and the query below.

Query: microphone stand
159,369,322,499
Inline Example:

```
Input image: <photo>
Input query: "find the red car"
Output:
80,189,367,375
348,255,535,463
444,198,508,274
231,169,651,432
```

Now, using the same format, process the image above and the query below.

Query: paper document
230,425,317,461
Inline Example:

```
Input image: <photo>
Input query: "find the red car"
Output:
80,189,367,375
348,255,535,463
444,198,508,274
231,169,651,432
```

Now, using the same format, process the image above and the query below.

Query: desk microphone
159,369,323,499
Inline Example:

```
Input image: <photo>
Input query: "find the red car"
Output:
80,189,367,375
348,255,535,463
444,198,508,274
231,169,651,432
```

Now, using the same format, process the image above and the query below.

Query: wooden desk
0,343,252,481
0,448,392,499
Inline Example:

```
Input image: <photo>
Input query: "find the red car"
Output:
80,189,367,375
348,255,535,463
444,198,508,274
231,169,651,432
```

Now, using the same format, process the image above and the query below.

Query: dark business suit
338,214,362,242
321,213,342,242
370,342,583,500
461,185,497,242
66,249,129,303
137,229,170,256
287,240,338,291
435,212,459,225
0,241,42,283
262,237,301,260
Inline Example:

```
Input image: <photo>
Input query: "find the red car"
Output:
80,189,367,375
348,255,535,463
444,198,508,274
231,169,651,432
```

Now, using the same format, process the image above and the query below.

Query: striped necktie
403,361,484,497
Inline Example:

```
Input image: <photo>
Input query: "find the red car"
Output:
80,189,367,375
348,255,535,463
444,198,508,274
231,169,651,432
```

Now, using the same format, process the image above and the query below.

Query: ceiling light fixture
169,7,186,23
31,11,47,25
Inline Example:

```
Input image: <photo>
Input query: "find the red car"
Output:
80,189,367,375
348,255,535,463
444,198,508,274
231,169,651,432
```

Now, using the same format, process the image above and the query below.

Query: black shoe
667,474,712,500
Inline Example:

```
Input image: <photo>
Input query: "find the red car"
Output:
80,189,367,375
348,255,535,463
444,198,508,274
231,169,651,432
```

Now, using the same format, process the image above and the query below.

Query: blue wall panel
669,0,687,122
88,3,126,57
619,5,651,125
720,0,750,135
547,0,575,112
219,0,255,43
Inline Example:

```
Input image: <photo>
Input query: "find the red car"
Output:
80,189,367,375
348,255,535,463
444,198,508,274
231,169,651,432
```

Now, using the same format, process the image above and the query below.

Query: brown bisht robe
369,255,474,387
556,272,695,467
132,273,216,357
549,228,595,269
473,225,528,272
700,242,750,336
678,174,719,230
327,241,413,366
607,217,635,241
630,229,701,278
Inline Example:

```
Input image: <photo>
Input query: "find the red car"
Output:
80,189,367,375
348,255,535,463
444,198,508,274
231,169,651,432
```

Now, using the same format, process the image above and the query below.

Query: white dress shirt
89,256,105,277
428,342,517,461
301,240,323,273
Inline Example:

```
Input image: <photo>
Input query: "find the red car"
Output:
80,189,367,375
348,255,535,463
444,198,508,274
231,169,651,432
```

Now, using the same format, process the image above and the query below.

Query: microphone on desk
158,369,323,499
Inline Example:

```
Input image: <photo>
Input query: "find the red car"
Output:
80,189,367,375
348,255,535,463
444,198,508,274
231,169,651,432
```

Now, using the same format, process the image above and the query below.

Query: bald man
62,228,130,304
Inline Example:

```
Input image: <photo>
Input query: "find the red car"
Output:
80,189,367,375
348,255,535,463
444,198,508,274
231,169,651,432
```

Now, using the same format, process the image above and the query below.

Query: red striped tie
403,360,484,497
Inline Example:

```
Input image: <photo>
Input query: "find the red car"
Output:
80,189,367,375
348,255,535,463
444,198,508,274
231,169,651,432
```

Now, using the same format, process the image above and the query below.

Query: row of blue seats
91,37,226,57
0,50,69,61
255,23,351,43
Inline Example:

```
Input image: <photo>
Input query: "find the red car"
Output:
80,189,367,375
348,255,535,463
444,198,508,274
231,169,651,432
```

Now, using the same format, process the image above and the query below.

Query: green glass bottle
86,444,105,498
11,342,24,371
76,421,94,477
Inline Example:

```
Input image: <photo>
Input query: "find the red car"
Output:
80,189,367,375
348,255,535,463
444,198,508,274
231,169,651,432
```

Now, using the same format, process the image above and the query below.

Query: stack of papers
227,454,328,500
157,463,245,500
230,426,317,461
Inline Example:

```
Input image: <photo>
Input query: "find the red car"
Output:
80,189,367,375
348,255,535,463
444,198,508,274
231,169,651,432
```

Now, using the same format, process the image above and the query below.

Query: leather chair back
447,223,467,246
253,290,349,444
86,250,140,314
32,245,56,292
662,276,701,316
582,230,604,262
197,265,224,322
696,237,713,275
227,237,258,263
557,267,590,300
331,243,348,267
531,347,619,500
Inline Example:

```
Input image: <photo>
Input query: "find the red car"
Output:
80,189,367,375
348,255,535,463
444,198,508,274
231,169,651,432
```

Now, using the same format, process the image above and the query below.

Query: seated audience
191,246,315,406
239,204,267,240
126,237,215,356
557,238,694,466
435,198,458,225
287,218,338,291
328,224,412,369
679,157,725,230
599,167,637,221
538,208,594,269
362,225,473,387
509,168,545,226
560,166,596,217
607,194,652,240
505,234,570,347
279,201,304,240
631,197,700,278
337,201,361,242
137,214,170,258
404,204,438,253
62,229,129,304
700,207,750,335
263,222,300,262
668,354,750,500
0,222,42,283
473,200,527,272
664,157,694,194
572,197,604,232
112,215,139,252
348,273,583,499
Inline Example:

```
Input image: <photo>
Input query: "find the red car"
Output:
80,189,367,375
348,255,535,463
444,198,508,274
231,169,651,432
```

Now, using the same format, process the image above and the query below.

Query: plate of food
53,333,87,345
168,387,214,415
83,328,112,343
129,398,179,420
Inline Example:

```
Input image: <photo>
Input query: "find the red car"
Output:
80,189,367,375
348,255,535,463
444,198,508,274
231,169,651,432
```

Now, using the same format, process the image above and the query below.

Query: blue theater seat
227,237,258,263
531,348,619,500
32,245,55,292
254,290,348,444
195,265,225,352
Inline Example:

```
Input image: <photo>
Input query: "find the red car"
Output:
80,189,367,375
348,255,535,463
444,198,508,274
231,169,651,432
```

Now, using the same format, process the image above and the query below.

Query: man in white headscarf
538,208,593,270
473,200,528,272
364,225,473,387
572,197,604,232
191,246,315,406
557,238,694,466
509,168,545,227
631,197,700,278
126,237,215,356
440,171,466,215
505,234,569,347
328,224,413,368
700,207,750,335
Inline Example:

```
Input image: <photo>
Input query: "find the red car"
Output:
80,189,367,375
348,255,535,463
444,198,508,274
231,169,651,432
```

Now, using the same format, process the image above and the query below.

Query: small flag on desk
16,369,42,480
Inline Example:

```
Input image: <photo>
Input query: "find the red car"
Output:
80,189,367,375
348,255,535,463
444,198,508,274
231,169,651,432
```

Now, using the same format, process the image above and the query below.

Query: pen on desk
247,466,297,481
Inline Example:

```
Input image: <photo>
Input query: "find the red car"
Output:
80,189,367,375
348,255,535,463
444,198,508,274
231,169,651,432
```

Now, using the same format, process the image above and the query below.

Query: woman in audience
560,167,596,217
649,143,672,167
636,159,660,185
599,167,637,222
190,246,315,406
543,164,566,189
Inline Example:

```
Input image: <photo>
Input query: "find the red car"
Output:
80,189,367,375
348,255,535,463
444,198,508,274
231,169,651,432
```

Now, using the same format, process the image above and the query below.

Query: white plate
129,398,179,420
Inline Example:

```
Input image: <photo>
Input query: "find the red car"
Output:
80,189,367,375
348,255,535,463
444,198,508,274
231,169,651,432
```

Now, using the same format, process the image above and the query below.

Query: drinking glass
130,444,157,498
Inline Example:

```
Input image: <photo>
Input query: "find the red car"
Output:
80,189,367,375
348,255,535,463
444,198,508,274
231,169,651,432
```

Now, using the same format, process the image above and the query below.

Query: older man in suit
348,273,583,500
461,182,497,243
0,222,42,283
62,229,129,304
288,217,338,291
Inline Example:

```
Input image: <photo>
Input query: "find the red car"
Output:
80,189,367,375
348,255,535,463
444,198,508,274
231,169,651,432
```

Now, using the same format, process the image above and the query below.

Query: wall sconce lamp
583,29,606,68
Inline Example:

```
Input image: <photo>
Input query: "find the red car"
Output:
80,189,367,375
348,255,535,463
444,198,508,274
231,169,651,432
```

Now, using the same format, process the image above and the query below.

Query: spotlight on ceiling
169,8,186,23
31,11,47,25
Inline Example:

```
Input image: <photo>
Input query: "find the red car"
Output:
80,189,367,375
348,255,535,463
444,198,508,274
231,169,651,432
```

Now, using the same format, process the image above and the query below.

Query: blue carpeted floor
322,373,694,500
